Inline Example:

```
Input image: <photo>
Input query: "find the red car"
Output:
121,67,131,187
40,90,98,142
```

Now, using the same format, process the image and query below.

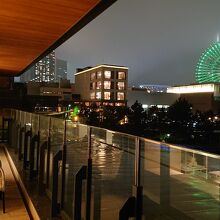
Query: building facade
27,79,74,103
20,52,67,83
167,83,220,113
74,64,128,106
55,58,68,82
127,87,179,109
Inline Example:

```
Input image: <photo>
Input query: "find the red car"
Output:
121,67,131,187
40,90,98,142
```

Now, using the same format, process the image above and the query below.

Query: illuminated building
167,83,220,112
74,64,128,106
20,52,67,83
127,87,179,110
55,58,67,82
138,84,169,93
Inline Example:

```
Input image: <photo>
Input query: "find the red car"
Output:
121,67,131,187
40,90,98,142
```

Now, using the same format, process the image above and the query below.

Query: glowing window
117,82,125,90
115,103,125,106
117,71,126,79
90,92,95,100
96,92,101,99
104,81,111,89
90,72,96,80
97,71,102,79
104,71,111,79
104,92,111,100
117,92,124,100
96,81,102,89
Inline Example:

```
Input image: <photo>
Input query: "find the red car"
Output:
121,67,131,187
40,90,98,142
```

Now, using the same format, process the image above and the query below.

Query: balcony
1,108,220,219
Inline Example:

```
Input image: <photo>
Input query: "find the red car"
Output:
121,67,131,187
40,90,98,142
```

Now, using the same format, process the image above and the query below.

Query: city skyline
55,0,220,86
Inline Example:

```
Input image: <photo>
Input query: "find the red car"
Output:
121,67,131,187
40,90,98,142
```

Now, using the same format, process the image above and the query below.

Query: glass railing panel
192,153,207,179
141,138,220,219
8,109,18,148
31,114,39,136
173,150,220,220
39,115,50,144
25,112,32,132
140,138,161,219
181,150,194,173
63,121,88,218
39,115,50,185
15,110,21,124
48,117,65,198
111,132,136,154
11,109,16,120
19,111,26,157
170,146,182,172
207,156,220,183
20,111,26,128
91,126,106,142
91,128,135,220
14,110,21,152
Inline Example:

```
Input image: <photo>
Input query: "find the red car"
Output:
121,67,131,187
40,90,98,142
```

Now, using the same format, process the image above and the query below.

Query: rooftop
74,64,129,75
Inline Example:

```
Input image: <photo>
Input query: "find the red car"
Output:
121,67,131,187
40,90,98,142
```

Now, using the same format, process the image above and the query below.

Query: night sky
55,0,220,86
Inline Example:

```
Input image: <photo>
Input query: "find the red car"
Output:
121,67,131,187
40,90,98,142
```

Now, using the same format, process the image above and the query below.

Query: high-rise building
55,58,67,82
74,64,128,106
20,52,67,83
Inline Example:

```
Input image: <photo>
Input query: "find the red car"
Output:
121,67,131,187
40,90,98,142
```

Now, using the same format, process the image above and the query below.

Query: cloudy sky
55,0,220,86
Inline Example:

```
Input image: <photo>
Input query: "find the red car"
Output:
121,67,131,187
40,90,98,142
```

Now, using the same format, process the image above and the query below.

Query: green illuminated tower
195,42,220,83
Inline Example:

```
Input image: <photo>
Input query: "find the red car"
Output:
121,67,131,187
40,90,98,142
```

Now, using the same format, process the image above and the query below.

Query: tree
167,97,192,123
128,101,146,135
86,103,99,126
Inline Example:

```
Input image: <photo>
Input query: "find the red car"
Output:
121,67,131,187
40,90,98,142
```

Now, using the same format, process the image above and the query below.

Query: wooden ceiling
0,0,116,76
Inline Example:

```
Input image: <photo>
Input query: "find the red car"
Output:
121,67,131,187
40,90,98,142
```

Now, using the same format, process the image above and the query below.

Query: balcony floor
0,144,30,220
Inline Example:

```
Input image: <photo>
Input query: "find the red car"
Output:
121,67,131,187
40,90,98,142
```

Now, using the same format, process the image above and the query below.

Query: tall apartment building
74,64,128,106
20,52,67,83
56,58,67,82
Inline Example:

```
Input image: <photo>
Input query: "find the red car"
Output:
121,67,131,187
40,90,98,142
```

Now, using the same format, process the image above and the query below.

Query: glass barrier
39,115,50,144
63,122,88,218
48,117,65,199
15,110,20,124
140,138,220,219
91,126,135,220
39,115,50,185
4,109,220,219
25,112,32,132
8,109,17,148
31,114,39,136
20,111,26,128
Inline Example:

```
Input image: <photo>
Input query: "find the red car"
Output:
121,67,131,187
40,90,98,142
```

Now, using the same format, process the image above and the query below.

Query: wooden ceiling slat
0,0,115,76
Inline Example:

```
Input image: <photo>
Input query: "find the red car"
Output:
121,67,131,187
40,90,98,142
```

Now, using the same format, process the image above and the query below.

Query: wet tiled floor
0,144,30,220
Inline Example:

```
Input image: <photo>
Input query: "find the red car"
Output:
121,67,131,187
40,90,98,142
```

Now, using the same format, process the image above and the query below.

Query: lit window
90,72,96,80
117,82,125,90
90,92,95,100
96,81,102,89
117,92,124,100
104,92,110,100
97,71,102,79
104,81,111,89
115,103,125,106
96,92,101,99
104,71,111,79
117,71,126,79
